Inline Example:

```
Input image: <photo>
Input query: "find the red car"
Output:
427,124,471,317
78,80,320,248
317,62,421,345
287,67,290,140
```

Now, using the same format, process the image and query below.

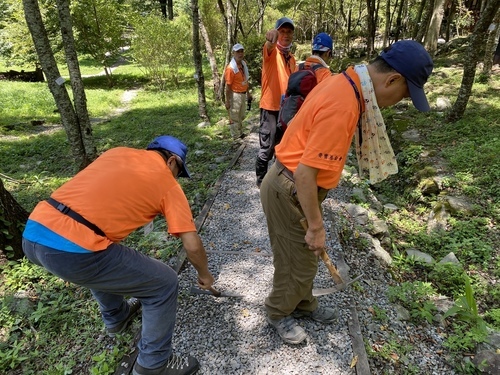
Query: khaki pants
229,92,247,139
260,163,329,319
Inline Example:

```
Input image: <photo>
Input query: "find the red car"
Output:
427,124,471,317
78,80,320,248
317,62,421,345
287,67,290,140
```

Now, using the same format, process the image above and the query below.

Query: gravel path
173,125,457,374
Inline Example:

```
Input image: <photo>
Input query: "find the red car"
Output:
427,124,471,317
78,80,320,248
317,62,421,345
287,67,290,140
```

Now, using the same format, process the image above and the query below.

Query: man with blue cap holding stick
260,40,434,345
22,135,214,375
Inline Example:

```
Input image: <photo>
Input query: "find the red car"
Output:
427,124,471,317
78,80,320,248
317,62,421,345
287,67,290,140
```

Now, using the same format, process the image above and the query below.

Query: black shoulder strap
342,70,363,144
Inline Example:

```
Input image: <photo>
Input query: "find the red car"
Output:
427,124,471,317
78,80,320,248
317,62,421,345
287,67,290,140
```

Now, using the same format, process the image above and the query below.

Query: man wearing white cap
255,17,297,188
225,43,252,140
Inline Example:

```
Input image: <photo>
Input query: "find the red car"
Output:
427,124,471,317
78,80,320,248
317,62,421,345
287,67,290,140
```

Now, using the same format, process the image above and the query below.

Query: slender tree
55,0,97,162
0,178,28,261
23,0,94,170
481,8,500,75
446,0,500,122
199,12,221,101
424,0,446,55
191,0,209,120
366,0,377,56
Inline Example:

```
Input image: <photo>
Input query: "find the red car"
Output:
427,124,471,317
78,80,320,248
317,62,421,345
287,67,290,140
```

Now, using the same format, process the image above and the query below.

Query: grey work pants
259,163,329,319
22,238,178,369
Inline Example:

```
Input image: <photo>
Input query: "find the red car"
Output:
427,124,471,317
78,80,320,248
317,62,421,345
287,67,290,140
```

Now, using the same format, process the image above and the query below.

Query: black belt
274,159,294,181
46,198,106,237
274,159,330,196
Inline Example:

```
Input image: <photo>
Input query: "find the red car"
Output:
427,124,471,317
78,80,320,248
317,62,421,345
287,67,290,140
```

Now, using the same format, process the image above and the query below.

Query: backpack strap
342,71,363,144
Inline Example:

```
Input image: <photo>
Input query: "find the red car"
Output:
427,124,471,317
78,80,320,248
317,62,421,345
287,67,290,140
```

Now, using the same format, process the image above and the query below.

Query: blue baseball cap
147,135,191,178
275,17,294,30
312,32,333,52
380,40,434,112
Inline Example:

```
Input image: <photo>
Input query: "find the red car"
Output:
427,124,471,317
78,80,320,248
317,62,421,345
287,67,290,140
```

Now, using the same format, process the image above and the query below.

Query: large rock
406,249,434,263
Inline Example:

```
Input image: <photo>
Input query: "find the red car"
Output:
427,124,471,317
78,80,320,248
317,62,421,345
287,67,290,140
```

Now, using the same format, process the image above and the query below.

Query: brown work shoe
293,306,338,324
267,315,307,344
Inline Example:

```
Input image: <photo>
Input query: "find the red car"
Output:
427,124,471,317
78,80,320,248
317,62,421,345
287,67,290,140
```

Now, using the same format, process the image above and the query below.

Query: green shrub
130,13,192,89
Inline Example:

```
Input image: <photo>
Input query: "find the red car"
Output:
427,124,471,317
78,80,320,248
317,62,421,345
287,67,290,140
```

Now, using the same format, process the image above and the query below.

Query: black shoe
255,158,268,187
107,298,141,337
133,354,200,375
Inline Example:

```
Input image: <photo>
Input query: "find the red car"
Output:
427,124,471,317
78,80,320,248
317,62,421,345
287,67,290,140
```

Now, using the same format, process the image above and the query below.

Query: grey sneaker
293,306,338,323
267,315,307,344
107,298,141,337
132,354,199,375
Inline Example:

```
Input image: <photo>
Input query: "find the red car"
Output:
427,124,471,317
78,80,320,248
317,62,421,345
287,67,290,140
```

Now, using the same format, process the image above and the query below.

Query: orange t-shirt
275,67,364,189
224,63,249,93
302,56,332,84
28,147,196,251
259,45,297,111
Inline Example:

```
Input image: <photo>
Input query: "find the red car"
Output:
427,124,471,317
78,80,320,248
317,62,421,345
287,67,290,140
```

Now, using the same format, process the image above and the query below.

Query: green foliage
71,0,128,79
484,308,500,330
428,263,466,299
0,0,62,65
130,12,192,89
444,278,486,331
387,281,437,323
443,321,487,354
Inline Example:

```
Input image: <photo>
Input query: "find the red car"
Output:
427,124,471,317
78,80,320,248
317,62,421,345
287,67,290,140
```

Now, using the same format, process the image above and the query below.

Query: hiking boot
292,306,338,324
132,354,199,375
255,159,268,188
107,298,141,337
267,315,307,344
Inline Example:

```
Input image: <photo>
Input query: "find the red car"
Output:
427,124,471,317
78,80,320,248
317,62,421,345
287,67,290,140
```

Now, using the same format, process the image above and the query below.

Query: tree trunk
199,13,221,101
424,0,446,56
482,8,500,74
22,0,91,171
366,0,377,56
446,0,500,122
191,0,209,121
167,0,173,20
445,0,457,42
159,0,167,18
412,0,427,40
55,0,97,163
383,0,391,47
0,178,28,261
394,0,406,42
416,0,433,43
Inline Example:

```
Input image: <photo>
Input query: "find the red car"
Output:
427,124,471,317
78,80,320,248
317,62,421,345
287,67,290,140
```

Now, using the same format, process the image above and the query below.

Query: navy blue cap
312,32,333,52
147,135,191,178
275,17,294,30
380,40,434,112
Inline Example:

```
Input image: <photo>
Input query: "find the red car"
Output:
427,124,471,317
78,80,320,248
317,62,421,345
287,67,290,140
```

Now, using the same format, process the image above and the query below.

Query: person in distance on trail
255,16,297,188
260,40,434,345
224,43,253,140
302,32,334,81
22,135,214,375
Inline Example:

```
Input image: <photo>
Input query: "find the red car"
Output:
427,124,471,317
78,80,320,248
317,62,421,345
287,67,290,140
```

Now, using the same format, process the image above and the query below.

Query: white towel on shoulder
229,58,249,85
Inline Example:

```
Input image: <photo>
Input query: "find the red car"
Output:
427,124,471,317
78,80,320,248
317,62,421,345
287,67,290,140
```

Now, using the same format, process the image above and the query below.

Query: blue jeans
22,238,178,369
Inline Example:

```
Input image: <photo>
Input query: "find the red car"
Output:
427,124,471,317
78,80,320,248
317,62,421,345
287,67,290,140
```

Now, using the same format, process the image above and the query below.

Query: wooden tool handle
300,218,344,285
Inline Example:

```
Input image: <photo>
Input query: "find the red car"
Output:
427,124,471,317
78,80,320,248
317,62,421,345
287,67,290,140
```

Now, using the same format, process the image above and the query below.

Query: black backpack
278,63,327,132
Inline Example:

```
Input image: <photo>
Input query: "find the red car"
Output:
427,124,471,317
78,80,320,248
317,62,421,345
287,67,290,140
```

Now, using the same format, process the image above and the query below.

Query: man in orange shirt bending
22,136,214,375
260,40,434,345
256,17,297,188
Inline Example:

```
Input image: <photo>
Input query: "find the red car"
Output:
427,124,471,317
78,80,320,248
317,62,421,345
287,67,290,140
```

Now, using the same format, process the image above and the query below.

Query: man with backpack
278,32,334,132
255,17,297,188
260,40,434,345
